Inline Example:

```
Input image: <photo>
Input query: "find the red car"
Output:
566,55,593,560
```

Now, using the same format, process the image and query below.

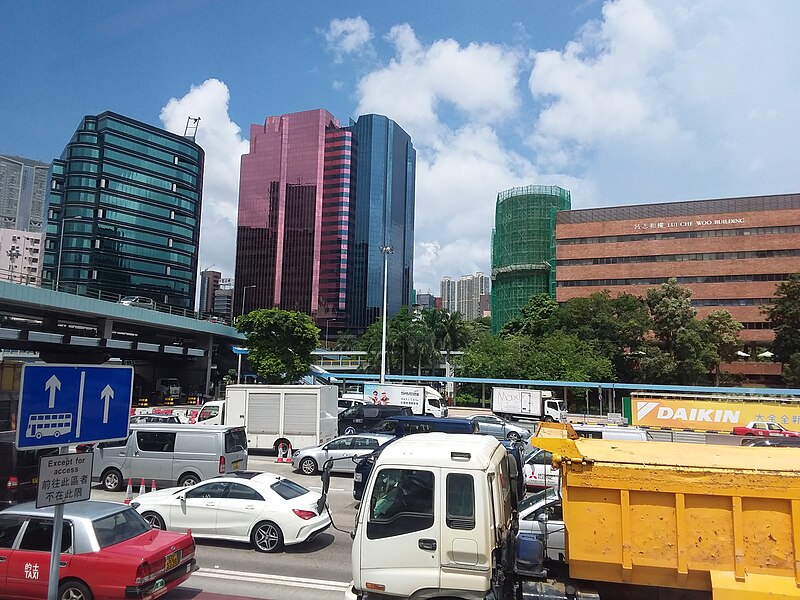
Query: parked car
522,446,559,490
337,396,367,414
292,433,394,475
338,404,413,435
132,472,331,553
129,414,182,424
370,415,478,437
741,437,800,447
517,487,565,562
571,424,651,441
0,500,197,599
732,421,800,437
0,432,57,508
92,423,248,491
117,295,155,309
466,414,532,442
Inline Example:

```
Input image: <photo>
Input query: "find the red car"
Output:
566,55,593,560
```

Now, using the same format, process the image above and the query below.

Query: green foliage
783,353,800,388
703,310,744,384
236,309,319,384
501,294,558,337
333,332,359,351
764,273,800,362
646,278,696,353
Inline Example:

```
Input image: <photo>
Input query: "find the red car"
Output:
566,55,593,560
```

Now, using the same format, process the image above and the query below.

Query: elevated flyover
0,280,244,394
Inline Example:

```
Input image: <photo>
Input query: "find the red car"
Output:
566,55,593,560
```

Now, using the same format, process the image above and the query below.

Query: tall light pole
55,216,83,290
241,284,256,318
379,245,394,384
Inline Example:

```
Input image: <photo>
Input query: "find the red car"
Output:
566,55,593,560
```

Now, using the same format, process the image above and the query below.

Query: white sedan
132,471,331,553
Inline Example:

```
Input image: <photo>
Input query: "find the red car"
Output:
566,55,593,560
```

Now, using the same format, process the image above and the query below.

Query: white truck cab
347,433,518,600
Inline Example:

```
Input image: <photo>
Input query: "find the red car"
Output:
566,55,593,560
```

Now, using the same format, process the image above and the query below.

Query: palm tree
410,319,438,376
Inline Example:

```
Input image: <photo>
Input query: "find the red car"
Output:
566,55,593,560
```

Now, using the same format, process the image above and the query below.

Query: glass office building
43,111,204,308
236,110,415,334
346,114,416,330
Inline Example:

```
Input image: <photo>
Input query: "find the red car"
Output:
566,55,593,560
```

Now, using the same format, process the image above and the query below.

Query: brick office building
554,193,800,382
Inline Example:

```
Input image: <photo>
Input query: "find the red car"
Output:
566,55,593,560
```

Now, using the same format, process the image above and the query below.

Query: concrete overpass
0,280,244,395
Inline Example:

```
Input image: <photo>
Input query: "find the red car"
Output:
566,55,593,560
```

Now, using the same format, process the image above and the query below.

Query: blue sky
3,1,800,294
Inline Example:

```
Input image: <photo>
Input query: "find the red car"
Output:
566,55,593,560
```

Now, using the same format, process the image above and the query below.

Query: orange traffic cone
123,479,133,504
151,479,157,492
276,442,293,463
138,478,146,496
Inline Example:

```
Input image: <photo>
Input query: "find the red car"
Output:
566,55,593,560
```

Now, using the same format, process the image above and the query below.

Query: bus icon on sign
26,413,73,439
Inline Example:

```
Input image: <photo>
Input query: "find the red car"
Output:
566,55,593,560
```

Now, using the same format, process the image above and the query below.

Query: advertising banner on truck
629,396,800,433
363,383,423,413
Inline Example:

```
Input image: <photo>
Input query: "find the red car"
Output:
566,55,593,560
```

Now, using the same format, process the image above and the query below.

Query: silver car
467,414,532,442
292,433,394,475
517,487,565,561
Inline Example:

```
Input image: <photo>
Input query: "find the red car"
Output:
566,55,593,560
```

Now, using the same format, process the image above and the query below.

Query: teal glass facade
43,112,204,308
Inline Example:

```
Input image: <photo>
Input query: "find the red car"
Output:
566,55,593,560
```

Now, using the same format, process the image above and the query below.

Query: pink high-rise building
235,110,353,320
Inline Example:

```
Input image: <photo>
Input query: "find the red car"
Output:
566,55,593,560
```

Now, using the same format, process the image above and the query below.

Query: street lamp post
55,216,83,291
379,245,394,384
324,318,339,348
241,285,256,317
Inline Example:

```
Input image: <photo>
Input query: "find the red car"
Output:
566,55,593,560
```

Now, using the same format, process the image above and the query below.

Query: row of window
104,132,196,166
691,298,772,307
558,224,800,245
98,117,201,161
106,179,197,211
100,193,197,227
558,248,800,266
558,273,790,287
104,149,197,186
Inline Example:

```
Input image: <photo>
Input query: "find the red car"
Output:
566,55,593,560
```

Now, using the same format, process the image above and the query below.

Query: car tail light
7,476,17,490
219,456,225,474
293,509,316,520
135,561,151,584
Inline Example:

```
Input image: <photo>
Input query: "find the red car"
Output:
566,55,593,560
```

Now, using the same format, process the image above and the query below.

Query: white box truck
363,383,447,417
198,384,338,453
492,387,564,421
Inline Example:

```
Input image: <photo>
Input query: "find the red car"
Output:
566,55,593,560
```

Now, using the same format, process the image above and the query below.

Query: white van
571,424,651,441
91,423,248,492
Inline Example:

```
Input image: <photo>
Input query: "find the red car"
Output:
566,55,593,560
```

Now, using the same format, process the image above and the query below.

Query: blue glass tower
346,114,416,331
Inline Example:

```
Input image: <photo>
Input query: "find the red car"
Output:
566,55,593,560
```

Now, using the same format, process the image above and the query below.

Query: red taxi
0,500,197,599
732,420,800,437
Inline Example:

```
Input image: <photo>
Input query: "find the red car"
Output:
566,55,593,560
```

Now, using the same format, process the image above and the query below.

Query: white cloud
356,24,523,147
323,17,373,63
528,0,800,202
159,78,249,287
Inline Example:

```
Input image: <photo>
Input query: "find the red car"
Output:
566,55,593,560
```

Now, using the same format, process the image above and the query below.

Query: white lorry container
492,387,564,422
198,384,338,453
363,383,447,417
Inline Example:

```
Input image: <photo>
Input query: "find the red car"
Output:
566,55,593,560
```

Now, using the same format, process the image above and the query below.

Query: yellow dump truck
531,422,800,599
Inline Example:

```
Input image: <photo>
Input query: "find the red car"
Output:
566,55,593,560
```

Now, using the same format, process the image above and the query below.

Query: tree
501,294,558,337
236,309,319,384
764,273,800,362
703,310,743,385
387,307,416,374
524,332,615,383
646,278,696,353
783,353,800,388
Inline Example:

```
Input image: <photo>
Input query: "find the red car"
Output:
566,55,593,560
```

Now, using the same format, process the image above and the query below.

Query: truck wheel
299,457,318,475
101,468,123,492
274,438,291,454
542,415,555,422
178,473,200,487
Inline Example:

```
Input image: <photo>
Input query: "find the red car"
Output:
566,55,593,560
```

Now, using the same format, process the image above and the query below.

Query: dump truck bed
530,426,800,599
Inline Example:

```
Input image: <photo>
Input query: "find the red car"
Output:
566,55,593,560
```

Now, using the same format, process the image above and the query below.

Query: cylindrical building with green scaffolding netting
491,185,571,334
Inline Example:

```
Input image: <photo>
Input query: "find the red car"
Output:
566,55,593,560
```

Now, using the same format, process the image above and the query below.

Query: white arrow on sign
101,384,114,423
45,375,61,409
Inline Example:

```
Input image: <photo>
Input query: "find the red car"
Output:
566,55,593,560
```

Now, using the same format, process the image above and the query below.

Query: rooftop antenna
184,116,200,140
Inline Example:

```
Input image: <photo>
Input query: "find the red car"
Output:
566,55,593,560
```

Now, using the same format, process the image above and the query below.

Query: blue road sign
16,364,134,450
231,346,249,355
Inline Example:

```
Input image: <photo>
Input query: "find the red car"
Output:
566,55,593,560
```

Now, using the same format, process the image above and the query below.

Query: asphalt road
91,454,356,600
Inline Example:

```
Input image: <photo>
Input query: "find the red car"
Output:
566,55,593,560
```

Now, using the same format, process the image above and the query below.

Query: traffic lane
89,463,358,600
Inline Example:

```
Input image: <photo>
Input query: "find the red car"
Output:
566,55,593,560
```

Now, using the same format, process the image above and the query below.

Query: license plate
232,460,242,470
354,473,362,482
164,550,181,571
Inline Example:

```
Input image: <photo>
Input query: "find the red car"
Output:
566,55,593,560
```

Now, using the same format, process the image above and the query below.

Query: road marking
308,486,344,492
195,568,350,592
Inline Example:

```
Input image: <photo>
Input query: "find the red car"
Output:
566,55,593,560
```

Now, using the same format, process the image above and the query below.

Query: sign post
232,346,249,385
16,363,133,600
